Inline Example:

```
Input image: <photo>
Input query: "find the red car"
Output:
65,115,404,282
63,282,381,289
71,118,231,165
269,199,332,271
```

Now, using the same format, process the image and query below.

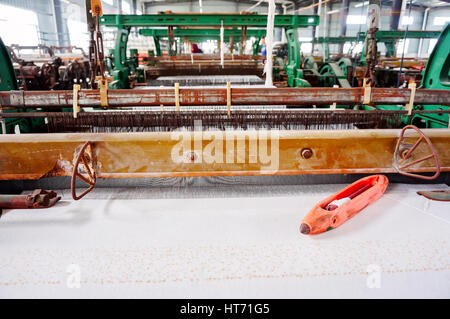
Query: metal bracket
99,78,109,107
393,125,441,180
73,84,81,118
405,82,416,115
174,82,180,112
362,78,372,105
71,142,97,200
9,90,24,107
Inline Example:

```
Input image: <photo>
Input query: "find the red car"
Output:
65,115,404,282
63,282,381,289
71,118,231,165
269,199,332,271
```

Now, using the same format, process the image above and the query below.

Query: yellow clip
331,85,339,110
73,84,81,118
362,78,372,105
226,82,231,116
175,83,180,112
91,0,103,16
405,82,416,116
99,79,108,107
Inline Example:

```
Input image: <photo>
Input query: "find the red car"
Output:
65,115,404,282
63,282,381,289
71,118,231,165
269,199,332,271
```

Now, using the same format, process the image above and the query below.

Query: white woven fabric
0,183,449,298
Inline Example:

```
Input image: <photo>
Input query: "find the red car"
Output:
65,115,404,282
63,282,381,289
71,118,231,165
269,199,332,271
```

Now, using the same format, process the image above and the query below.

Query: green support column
285,28,310,87
112,27,131,89
252,37,261,56
153,36,161,56
385,41,396,58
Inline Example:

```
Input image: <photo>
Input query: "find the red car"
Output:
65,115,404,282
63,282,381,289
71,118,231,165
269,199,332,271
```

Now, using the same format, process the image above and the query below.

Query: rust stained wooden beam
1,88,450,109
0,129,449,180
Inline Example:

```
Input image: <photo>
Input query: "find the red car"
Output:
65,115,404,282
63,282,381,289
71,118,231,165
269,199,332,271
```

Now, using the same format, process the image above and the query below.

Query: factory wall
420,7,450,56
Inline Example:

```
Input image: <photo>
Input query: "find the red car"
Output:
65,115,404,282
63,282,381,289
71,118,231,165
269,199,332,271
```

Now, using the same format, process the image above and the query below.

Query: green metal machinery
99,13,319,89
372,24,450,128
290,30,441,89
0,37,45,133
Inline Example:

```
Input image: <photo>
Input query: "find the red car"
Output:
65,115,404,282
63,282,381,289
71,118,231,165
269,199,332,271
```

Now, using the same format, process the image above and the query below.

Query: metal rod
1,88,450,109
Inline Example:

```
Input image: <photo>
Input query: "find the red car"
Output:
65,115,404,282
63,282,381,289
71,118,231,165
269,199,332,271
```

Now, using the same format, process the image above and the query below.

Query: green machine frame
99,13,319,89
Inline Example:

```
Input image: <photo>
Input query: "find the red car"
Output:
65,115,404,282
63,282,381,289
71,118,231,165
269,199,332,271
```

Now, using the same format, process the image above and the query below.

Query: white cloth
0,183,449,298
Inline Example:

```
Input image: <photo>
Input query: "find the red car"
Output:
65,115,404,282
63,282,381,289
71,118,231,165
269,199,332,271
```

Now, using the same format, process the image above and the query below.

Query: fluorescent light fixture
308,18,315,23
346,15,367,25
327,9,340,15
355,1,369,8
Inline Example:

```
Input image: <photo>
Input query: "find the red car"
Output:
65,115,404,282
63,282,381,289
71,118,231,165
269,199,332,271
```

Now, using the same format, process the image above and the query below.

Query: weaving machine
284,30,441,89
101,12,319,88
0,1,449,202
6,43,91,91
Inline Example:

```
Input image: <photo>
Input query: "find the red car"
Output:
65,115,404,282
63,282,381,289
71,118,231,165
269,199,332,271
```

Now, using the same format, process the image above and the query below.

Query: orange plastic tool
300,175,389,235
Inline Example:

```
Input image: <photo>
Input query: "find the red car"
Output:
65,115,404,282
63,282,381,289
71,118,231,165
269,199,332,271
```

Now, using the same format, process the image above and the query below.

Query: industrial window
346,15,367,25
401,16,414,26
0,4,39,46
428,39,438,54
122,0,131,14
67,20,89,52
299,37,312,54
397,39,410,56
433,17,450,26
103,0,114,5
344,42,363,55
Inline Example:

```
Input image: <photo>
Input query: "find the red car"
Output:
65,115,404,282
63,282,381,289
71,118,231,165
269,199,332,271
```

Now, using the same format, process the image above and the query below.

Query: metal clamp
405,82,416,116
175,82,180,112
73,84,81,118
393,125,440,180
9,90,24,107
71,142,97,200
362,78,372,105
99,78,109,107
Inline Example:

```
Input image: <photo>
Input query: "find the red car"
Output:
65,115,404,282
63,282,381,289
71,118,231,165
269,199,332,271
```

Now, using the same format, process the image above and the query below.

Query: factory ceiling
141,0,450,9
